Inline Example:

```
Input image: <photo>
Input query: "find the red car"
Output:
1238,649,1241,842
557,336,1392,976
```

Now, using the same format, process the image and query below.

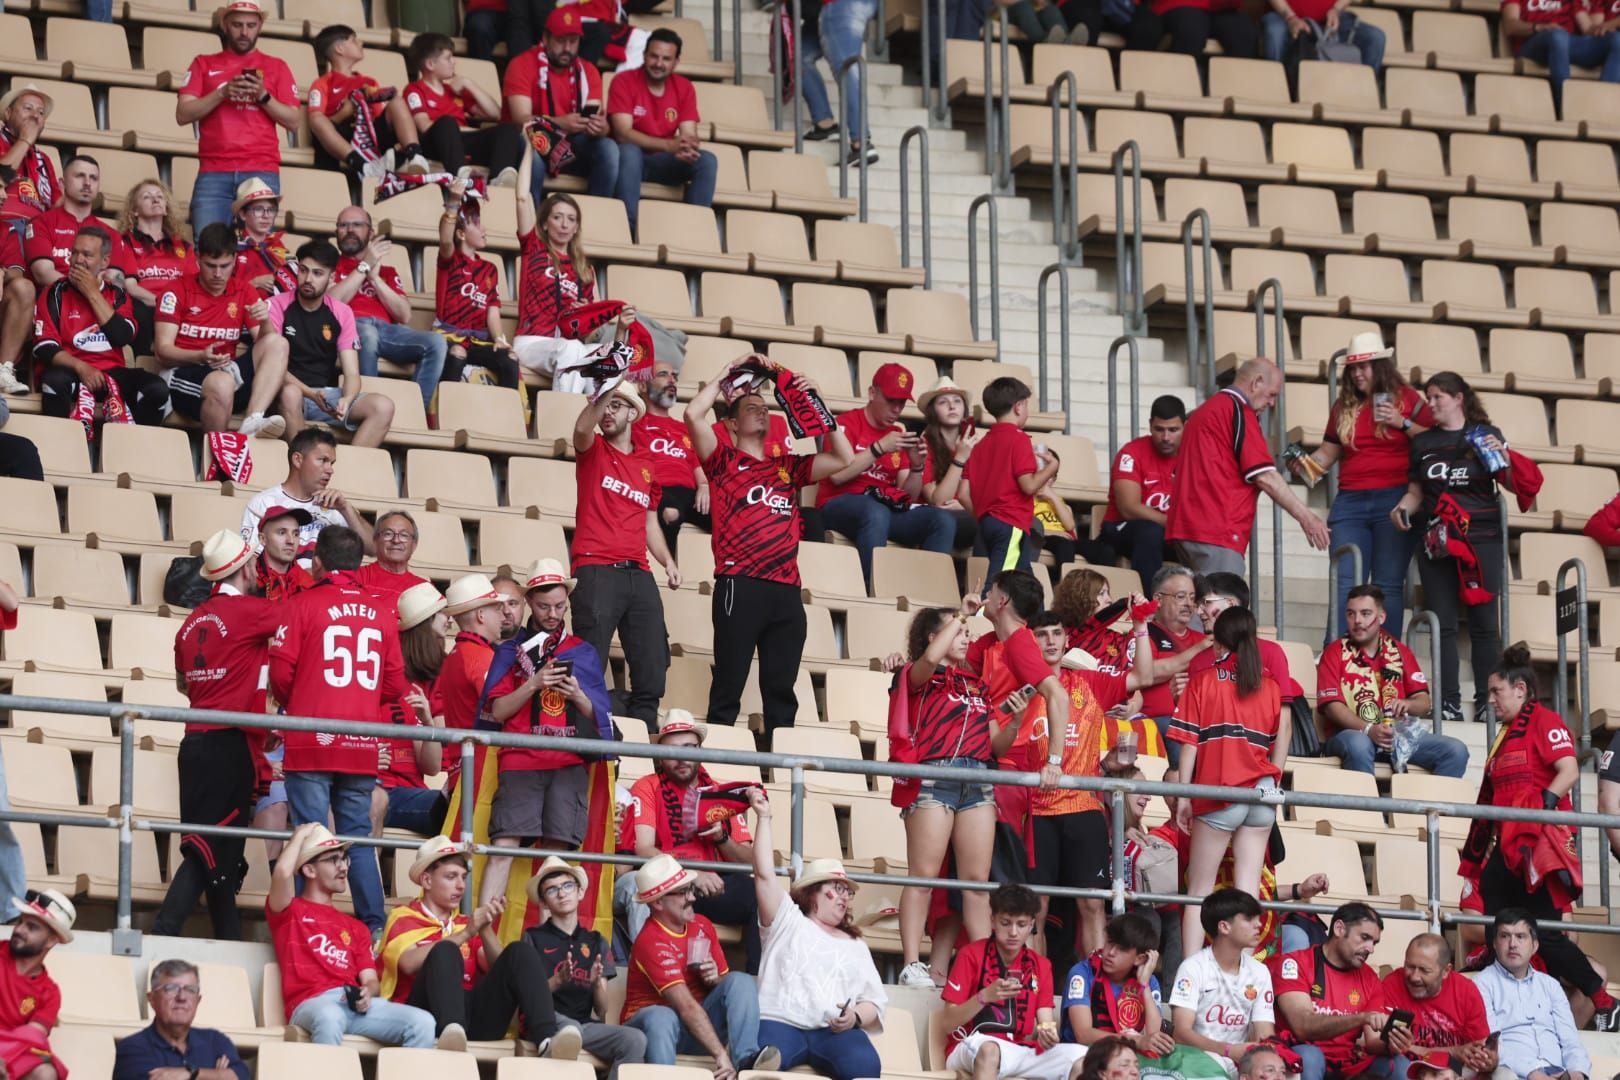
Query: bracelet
1291,883,1300,901
952,459,969,468
258,90,271,105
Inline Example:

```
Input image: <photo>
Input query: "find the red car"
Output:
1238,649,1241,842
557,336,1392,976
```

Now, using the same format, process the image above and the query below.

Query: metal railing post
836,53,870,221
1327,544,1364,641
1254,278,1287,638
790,766,806,878
968,193,1000,354
870,0,890,61
112,718,139,954
982,7,1012,193
1110,788,1128,915
1106,335,1142,467
920,0,948,126
460,737,476,915
1114,142,1145,336
1554,557,1591,893
1181,208,1214,395
1038,263,1070,418
714,0,724,78
1406,609,1444,738
1425,811,1443,932
1324,349,1345,505
733,0,743,84
776,0,806,149
1050,72,1081,265
899,126,932,288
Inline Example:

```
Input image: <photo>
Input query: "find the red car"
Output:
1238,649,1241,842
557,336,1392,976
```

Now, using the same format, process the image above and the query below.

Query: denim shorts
903,756,995,817
1197,775,1278,833
300,387,367,431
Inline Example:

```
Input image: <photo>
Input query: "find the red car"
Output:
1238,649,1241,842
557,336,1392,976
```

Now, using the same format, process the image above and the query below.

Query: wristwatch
257,90,270,105
1047,755,1063,767
1401,416,1414,430
357,260,372,276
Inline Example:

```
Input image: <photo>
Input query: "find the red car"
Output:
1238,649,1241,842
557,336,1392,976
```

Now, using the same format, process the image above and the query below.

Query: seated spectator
1101,395,1185,593
1169,609,1286,955
0,890,74,1080
608,29,716,229
112,959,251,1080
0,84,58,232
331,207,446,409
1080,1035,1146,1080
356,510,429,595
747,790,887,1080
1058,0,1163,49
621,853,780,1071
375,582,448,837
35,225,168,427
379,837,577,1056
1138,563,1213,767
817,364,956,587
267,239,396,448
26,155,132,293
255,506,315,599
620,713,760,968
639,357,710,555
1168,888,1276,1077
406,34,526,187
1261,0,1385,70
1051,568,1136,681
118,179,195,358
0,395,42,480
1189,575,1301,708
1275,902,1406,1080
997,0,1069,45
939,882,1086,1080
152,222,289,439
308,25,428,178
918,376,982,551
1316,584,1467,777
504,8,619,202
523,855,648,1080
0,166,34,397
1150,0,1258,53
231,180,296,297
1238,1046,1291,1080
1380,934,1505,1080
962,376,1061,579
1477,909,1595,1076
241,429,374,555
1032,478,1080,578
1062,912,1172,1052
463,0,504,59
1503,0,1620,102
434,176,517,389
269,823,438,1048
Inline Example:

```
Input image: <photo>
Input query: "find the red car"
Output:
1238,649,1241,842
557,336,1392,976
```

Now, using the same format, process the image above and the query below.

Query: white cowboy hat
1344,331,1393,365
916,375,968,417
406,835,466,886
653,708,707,745
794,857,859,894
398,581,447,631
609,381,647,423
635,853,697,904
523,557,576,594
0,84,53,120
14,888,75,943
199,529,253,582
445,572,503,616
230,177,279,217
527,855,589,904
293,824,352,872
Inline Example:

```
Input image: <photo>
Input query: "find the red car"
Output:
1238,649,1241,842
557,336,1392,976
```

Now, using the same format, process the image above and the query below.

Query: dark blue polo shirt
112,1023,249,1080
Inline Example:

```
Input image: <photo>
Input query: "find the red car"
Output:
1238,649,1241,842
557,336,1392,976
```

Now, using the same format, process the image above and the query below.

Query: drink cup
1117,730,1138,766
687,933,711,969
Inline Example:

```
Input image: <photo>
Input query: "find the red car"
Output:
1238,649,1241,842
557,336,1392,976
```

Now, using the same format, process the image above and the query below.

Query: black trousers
694,869,762,973
572,564,668,724
1414,533,1504,715
1162,7,1258,56
1060,0,1163,49
443,339,520,389
153,729,257,939
1102,519,1169,594
408,938,561,1042
131,298,155,358
655,484,711,559
1480,846,1603,997
0,431,41,480
41,364,168,426
420,116,527,177
707,576,806,732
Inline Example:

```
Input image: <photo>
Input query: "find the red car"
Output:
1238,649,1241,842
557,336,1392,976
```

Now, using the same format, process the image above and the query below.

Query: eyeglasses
1156,591,1194,602
377,529,417,541
670,885,697,898
826,882,855,898
243,204,278,215
154,983,201,999
542,880,580,899
315,852,350,867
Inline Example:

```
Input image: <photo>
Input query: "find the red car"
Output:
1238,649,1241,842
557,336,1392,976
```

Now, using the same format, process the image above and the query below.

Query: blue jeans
289,985,436,1047
819,0,879,141
463,7,504,59
820,492,956,586
355,317,447,410
384,786,447,836
1322,728,1470,778
1517,28,1620,98
86,0,112,19
1297,1045,1398,1080
553,132,620,203
758,1021,880,1080
1260,11,1385,70
0,747,26,921
191,170,280,233
798,22,835,125
1326,484,1416,640
627,971,763,1065
616,144,717,229
1279,922,1310,955
285,771,386,932
1101,519,1167,595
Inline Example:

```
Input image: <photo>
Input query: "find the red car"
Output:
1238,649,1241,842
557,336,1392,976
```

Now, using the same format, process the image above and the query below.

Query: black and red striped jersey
702,444,814,586
435,251,501,334
516,228,592,337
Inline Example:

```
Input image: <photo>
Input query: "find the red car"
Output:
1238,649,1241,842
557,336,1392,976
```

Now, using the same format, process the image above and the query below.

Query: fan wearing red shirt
1189,573,1300,705
816,363,955,587
404,33,526,185
1503,0,1620,97
1166,359,1329,577
606,29,716,229
1274,904,1407,1080
268,823,437,1047
175,0,299,232
963,376,1061,582
0,160,35,396
503,8,617,200
1101,395,1185,593
432,176,518,390
0,86,57,226
638,359,710,554
24,156,135,289
269,526,407,934
1380,933,1494,1068
307,25,427,176
119,178,198,359
329,207,448,410
353,510,429,598
0,890,70,1080
571,382,680,725
373,580,448,840
1135,565,1212,769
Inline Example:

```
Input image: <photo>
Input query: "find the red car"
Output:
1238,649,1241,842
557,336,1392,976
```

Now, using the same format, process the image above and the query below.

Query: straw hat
14,888,75,943
0,84,53,119
794,857,859,894
527,855,589,904
635,853,696,904
398,581,447,631
406,836,466,886
230,177,279,217
609,381,646,423
917,375,967,416
199,529,253,582
523,557,576,594
653,708,706,745
445,572,503,616
292,824,352,872
1344,330,1393,365
220,0,265,17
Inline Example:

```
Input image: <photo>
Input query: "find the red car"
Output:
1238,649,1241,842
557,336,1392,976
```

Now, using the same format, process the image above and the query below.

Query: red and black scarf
1424,493,1494,607
2,126,53,215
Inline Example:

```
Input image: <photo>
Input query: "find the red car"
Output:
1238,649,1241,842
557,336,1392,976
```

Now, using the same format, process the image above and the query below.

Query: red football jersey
156,273,260,352
178,49,299,173
435,250,501,333
352,562,427,597
1276,946,1385,1072
1325,386,1432,493
405,79,478,125
334,256,408,324
234,230,297,296
816,408,908,506
714,414,794,458
381,899,482,1002
1167,656,1282,817
123,231,196,295
634,413,700,490
572,436,658,569
32,280,135,373
175,589,282,729
1165,387,1277,552
1104,434,1178,523
702,444,814,586
268,896,374,1013
606,68,699,139
1139,625,1205,718
308,70,385,119
0,228,22,275
1379,969,1488,1049
268,572,408,775
0,940,59,1032
438,633,496,787
0,130,56,221
500,47,600,121
379,678,440,790
623,914,728,1022
963,421,1039,529
516,232,593,338
24,206,134,278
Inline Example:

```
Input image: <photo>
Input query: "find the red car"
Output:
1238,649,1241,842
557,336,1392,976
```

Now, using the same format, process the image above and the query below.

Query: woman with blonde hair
118,178,196,356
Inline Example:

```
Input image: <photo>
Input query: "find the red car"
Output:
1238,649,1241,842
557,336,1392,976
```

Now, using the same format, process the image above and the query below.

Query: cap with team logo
546,6,583,37
871,362,915,402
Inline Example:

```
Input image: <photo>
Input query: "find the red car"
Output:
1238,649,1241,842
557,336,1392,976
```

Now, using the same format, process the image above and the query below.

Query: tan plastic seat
5,670,117,748
848,795,910,871
0,13,64,80
815,219,924,287
1400,321,1492,388
1208,57,1313,121
1355,7,1421,68
509,457,579,520
1272,123,1373,188
256,1043,364,1080
1165,179,1275,247
1030,44,1136,108
1517,532,1615,595
497,1061,598,1080
1446,196,1547,264
67,486,176,554
33,545,133,612
791,283,907,351
169,492,251,547
375,1048,480,1080
48,17,157,86
770,728,870,793
1140,240,1240,309
1291,767,1387,843
1092,109,1200,176
110,86,197,155
24,78,120,149
278,167,352,233
1230,248,1336,314
59,825,165,900
477,516,569,574
404,448,500,515
1520,464,1618,533
1586,332,1620,387
871,547,961,610
1450,133,1553,201
100,423,210,493
1258,184,1358,253
1183,117,1289,182
1475,73,1579,137
1412,11,1514,74
52,1029,116,1079
400,509,474,575
140,27,219,85
794,550,868,613
639,201,746,273
1477,391,1568,462
1560,80,1620,139
1421,260,1528,327
110,612,181,677
319,443,408,511
826,667,893,738
1482,326,1593,398
700,271,813,344
1363,126,1464,194
695,82,792,149
1007,103,1102,172
1297,60,1399,126
1537,139,1620,203
1327,254,1437,321
1540,202,1620,269
1120,51,1220,114
436,381,550,457
1558,399,1620,466
844,606,920,666
607,265,721,336
1384,68,1487,133
0,477,66,546
724,210,834,281
49,950,143,1029
1514,267,1620,333
886,288,998,359
88,149,164,215
570,194,649,265
1353,191,1460,259
3,739,83,812
944,37,1030,101
3,413,97,480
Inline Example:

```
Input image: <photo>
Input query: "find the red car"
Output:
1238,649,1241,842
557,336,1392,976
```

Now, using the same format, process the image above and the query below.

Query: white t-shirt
240,483,345,555
756,897,888,1030
1168,948,1275,1048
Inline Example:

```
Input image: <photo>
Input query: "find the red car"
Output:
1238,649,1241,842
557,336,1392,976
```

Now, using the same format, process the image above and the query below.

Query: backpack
163,556,211,610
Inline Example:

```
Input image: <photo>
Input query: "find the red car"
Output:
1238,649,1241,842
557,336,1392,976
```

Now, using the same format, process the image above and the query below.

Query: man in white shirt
1475,909,1590,1080
240,428,372,557
1169,888,1277,1078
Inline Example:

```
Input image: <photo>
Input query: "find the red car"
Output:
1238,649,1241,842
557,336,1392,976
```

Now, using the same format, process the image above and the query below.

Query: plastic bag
1390,714,1432,773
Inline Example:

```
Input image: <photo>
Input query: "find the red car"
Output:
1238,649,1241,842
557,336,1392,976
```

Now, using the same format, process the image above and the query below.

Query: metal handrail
1038,263,1070,418
1050,71,1081,265
1553,556,1592,900
1114,141,1145,336
1255,277,1287,638
732,0,743,83
1326,543,1364,641
920,0,948,125
1181,208,1214,395
968,193,999,351
1406,608,1444,739
982,7,1012,192
869,0,890,61
1323,347,1346,505
836,52,870,221
1106,334,1141,467
899,125,932,288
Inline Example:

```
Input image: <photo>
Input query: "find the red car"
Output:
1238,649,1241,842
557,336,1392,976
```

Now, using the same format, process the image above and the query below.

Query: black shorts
1030,809,1111,891
1601,731,1620,783
166,354,254,421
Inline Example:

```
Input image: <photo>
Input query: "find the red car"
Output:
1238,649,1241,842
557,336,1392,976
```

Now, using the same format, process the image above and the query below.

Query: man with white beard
633,359,710,555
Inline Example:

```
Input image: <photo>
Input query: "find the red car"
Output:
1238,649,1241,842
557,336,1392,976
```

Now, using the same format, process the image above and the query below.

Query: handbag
163,556,211,610
1133,833,1179,898
1287,695,1322,758
1304,13,1362,62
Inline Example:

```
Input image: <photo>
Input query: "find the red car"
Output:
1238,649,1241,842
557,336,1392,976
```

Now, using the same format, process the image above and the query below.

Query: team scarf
374,170,489,205
560,339,635,402
346,88,384,163
556,298,624,340
69,374,133,440
0,1027,64,1080
204,431,253,484
377,897,469,1001
1084,952,1160,1050
1423,493,1494,607
526,116,577,177
442,633,617,944
721,357,836,440
236,228,297,294
1460,701,1578,900
1,126,53,215
255,552,313,603
1334,631,1405,727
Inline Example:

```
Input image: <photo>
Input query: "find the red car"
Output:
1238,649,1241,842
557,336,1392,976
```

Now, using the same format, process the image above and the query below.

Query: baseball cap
871,362,915,402
546,6,583,37
1406,1053,1459,1080
259,505,314,531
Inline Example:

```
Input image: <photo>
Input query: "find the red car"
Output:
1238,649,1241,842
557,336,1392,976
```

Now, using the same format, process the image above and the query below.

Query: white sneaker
436,1023,468,1052
490,166,519,188
899,961,935,989
0,361,25,395
547,1025,582,1060
361,154,390,181
238,412,285,439
400,153,432,176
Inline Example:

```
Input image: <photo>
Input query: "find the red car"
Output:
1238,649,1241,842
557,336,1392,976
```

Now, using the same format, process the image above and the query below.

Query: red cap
1406,1053,1458,1080
871,362,915,402
546,6,583,37
259,505,314,531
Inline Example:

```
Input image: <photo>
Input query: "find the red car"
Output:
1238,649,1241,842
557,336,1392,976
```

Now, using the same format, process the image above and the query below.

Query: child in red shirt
962,376,1060,586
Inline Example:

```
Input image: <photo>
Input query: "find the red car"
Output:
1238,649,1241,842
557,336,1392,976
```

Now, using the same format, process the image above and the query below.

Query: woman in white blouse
746,789,888,1080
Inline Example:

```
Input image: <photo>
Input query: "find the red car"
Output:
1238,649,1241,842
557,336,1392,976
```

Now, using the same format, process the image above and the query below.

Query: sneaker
436,1023,468,1052
361,154,390,181
845,144,879,166
804,122,839,141
0,361,24,395
899,960,935,988
1045,23,1067,41
238,412,286,440
547,1024,583,1060
739,1046,782,1072
400,153,432,176
490,166,519,188
1442,702,1465,726
516,1037,545,1057
1593,1001,1620,1033
1066,22,1090,44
